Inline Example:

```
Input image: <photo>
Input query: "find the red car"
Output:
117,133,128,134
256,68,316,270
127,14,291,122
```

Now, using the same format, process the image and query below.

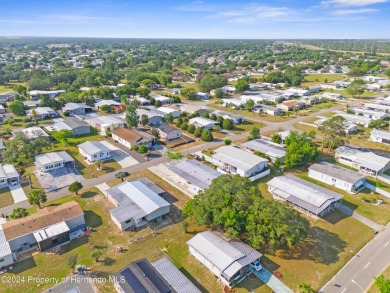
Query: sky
0,0,389,39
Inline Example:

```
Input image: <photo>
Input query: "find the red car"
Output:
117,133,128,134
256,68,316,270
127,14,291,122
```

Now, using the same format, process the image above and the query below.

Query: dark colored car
115,171,130,178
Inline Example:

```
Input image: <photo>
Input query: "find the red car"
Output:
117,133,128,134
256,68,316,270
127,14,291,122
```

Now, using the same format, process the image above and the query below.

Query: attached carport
33,221,70,251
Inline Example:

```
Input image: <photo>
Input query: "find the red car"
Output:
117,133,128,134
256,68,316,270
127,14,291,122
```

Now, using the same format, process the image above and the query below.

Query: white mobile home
78,141,111,163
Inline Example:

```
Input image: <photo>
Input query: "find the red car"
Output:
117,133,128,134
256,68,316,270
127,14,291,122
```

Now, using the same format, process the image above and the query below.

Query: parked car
115,171,130,178
250,260,262,271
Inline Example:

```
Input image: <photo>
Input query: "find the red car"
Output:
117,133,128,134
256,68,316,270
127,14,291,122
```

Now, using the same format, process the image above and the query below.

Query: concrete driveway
9,183,27,203
36,168,84,192
252,268,293,293
100,141,138,168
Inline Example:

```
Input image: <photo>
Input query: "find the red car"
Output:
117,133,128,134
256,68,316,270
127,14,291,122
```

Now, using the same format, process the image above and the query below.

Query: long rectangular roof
336,146,390,172
309,162,365,184
35,151,74,167
213,146,268,171
33,221,70,242
371,129,390,140
107,181,170,223
0,164,18,180
63,103,91,111
2,201,83,241
168,160,222,190
78,141,111,156
187,231,261,279
188,117,218,127
152,257,201,293
242,139,286,158
267,174,342,215
0,228,12,258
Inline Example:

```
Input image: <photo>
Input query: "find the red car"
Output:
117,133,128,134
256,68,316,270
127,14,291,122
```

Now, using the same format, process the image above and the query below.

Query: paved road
320,223,390,293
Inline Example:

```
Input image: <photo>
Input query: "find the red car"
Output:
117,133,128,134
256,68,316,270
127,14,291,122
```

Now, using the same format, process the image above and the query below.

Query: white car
9,179,19,186
250,260,262,271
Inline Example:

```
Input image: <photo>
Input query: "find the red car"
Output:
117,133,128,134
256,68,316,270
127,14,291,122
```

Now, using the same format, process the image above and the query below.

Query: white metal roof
35,151,74,167
0,228,12,258
213,146,267,171
371,129,390,140
33,221,70,242
309,162,365,184
243,139,286,158
78,141,111,156
188,117,217,127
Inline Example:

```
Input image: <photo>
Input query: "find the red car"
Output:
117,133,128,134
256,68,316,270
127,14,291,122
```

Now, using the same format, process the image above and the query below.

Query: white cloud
321,0,387,6
332,8,377,13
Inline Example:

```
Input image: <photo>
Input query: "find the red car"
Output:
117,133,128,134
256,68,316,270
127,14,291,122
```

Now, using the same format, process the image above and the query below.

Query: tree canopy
319,116,347,151
198,74,228,92
285,131,319,167
184,175,309,249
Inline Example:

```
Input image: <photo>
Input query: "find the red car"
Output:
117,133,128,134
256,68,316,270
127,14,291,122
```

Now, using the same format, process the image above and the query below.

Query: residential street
320,223,390,293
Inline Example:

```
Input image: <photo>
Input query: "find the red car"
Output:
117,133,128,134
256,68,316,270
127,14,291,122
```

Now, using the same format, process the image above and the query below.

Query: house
195,92,210,100
0,105,5,114
27,107,57,120
152,95,173,104
0,139,5,155
189,117,219,130
21,126,50,139
187,231,262,287
155,106,180,118
242,138,286,163
321,92,345,101
351,108,387,120
334,112,372,127
299,95,320,105
363,103,390,113
29,90,65,100
23,100,41,108
170,88,181,95
211,110,245,124
114,257,200,293
213,146,268,178
47,117,91,136
0,201,85,262
35,151,75,173
105,180,170,231
179,104,207,115
308,162,366,193
0,115,5,125
221,86,236,93
259,105,282,116
315,118,357,134
88,114,125,133
156,123,181,142
136,109,163,125
267,174,342,217
168,160,222,194
370,129,390,145
277,100,305,112
221,98,244,108
0,91,17,102
0,164,19,187
78,141,111,163
112,128,154,149
42,275,96,293
62,103,92,115
0,229,13,269
94,99,121,109
335,146,390,176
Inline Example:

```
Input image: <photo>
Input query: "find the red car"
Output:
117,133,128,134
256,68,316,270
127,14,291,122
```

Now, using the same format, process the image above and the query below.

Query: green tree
155,100,163,108
27,190,47,209
198,74,228,92
69,181,83,195
194,127,202,138
222,119,233,130
125,100,139,128
165,113,174,123
9,208,28,219
319,116,347,152
138,144,148,154
91,250,102,262
8,100,26,116
67,254,78,269
298,283,315,293
165,150,183,162
285,131,319,167
5,118,14,125
214,88,225,98
200,129,213,142
210,113,217,121
55,129,74,146
180,122,188,131
236,78,250,93
187,124,196,134
248,127,260,140
140,114,149,126
99,104,111,113
346,80,365,98
271,133,282,144
245,99,255,111
375,275,390,293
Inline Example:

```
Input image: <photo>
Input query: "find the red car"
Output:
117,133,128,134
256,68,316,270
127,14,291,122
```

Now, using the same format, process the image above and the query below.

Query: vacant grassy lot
233,120,266,133
347,130,390,152
293,122,321,135
323,89,378,99
0,117,54,132
302,74,347,87
207,103,291,122
0,187,14,208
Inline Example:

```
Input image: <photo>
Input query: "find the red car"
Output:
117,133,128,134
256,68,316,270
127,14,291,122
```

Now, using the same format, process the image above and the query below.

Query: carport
33,221,70,251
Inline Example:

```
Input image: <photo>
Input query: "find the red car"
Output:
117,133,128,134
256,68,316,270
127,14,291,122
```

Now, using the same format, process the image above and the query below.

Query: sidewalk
336,204,383,231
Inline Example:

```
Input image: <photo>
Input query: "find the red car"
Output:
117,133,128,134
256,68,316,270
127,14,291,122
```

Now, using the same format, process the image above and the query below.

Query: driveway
99,141,139,168
36,168,85,192
95,183,110,195
251,268,293,293
9,183,27,203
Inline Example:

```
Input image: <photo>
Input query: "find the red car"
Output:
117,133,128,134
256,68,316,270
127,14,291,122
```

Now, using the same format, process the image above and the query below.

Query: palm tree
24,171,32,188
27,190,47,209
31,109,38,122
95,160,103,170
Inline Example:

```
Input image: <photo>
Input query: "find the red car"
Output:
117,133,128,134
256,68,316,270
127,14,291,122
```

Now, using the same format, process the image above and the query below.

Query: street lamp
351,279,365,292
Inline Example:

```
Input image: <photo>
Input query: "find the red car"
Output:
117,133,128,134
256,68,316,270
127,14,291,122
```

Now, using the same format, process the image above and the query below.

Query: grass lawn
302,74,347,87
346,130,390,152
367,265,390,293
0,86,12,93
323,89,377,99
233,120,266,133
207,103,292,122
293,123,321,135
0,118,54,132
312,101,340,110
289,170,390,225
177,82,200,92
0,187,14,208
